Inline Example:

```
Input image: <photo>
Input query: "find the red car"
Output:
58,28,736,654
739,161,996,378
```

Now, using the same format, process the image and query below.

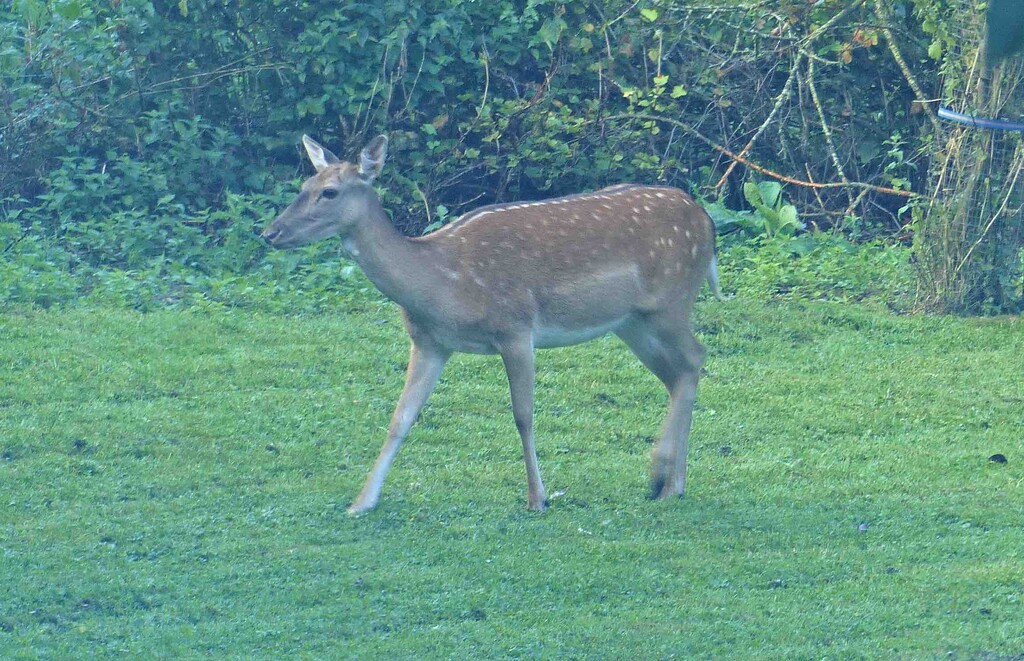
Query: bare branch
606,112,918,199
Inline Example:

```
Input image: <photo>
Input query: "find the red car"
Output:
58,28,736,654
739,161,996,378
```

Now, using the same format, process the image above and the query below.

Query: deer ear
302,135,340,173
359,135,388,182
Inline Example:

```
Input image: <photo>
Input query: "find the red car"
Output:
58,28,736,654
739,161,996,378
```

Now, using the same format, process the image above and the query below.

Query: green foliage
741,181,803,238
1,1,939,223
706,182,803,240
911,0,1024,313
0,1,1014,312
720,233,914,308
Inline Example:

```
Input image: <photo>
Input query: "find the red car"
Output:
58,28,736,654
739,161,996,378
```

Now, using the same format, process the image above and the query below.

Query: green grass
1,294,1022,658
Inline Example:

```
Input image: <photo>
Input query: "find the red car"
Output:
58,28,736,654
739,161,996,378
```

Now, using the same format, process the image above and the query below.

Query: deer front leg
500,337,548,511
348,341,450,515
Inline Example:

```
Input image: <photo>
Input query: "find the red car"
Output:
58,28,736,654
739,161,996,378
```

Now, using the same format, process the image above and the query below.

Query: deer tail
708,252,724,301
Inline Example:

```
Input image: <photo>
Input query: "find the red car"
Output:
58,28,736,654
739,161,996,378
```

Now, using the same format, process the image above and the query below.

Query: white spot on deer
633,207,641,214
673,225,680,233
601,203,613,210
685,230,692,239
643,205,652,212
668,238,674,247
656,192,667,198
649,250,656,259
691,244,698,258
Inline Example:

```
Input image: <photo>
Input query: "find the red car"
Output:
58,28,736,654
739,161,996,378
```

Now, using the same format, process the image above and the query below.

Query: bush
719,233,914,309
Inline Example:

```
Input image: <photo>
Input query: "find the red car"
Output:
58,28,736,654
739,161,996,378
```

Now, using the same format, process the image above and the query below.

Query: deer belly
532,318,625,348
530,265,644,349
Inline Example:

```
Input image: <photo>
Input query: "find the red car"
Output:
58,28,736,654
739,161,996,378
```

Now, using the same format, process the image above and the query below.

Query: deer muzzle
261,225,288,247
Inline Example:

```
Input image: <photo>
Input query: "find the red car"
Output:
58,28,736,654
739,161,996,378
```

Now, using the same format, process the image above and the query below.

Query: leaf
653,74,669,87
54,1,83,20
757,181,783,209
787,235,818,256
840,43,853,65
670,85,687,98
777,204,803,236
705,202,749,234
928,41,942,60
743,182,764,209
640,8,659,22
535,18,566,50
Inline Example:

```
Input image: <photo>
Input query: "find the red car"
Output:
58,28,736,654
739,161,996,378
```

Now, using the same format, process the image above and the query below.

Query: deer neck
346,205,445,316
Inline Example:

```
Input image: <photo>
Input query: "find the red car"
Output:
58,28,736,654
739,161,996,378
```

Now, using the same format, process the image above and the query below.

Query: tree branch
605,112,918,199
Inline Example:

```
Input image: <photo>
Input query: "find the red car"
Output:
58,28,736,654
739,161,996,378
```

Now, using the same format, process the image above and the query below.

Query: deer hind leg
616,318,706,500
348,340,450,515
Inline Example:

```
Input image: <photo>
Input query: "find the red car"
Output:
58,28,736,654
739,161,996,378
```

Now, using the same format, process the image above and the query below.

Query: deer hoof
527,498,549,512
347,502,374,516
650,476,685,500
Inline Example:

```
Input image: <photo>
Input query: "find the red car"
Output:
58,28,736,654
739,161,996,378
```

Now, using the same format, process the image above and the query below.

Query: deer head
262,135,388,248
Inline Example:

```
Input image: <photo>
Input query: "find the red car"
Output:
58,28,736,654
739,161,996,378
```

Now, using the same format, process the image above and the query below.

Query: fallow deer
262,134,722,514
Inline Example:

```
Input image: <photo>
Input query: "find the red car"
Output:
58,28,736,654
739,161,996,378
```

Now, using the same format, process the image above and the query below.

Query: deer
262,134,722,515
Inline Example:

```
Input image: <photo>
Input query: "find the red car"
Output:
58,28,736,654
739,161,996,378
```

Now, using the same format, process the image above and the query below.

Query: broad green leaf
778,204,802,235
743,181,764,209
53,1,82,20
757,181,783,209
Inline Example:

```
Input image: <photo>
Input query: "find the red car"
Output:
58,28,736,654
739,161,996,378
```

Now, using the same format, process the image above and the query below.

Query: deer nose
262,228,281,243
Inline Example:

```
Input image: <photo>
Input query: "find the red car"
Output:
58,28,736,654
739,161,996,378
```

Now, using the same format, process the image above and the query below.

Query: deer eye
320,188,339,201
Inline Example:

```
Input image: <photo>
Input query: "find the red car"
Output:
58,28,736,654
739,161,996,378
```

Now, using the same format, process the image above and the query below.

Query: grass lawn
1,294,1022,657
